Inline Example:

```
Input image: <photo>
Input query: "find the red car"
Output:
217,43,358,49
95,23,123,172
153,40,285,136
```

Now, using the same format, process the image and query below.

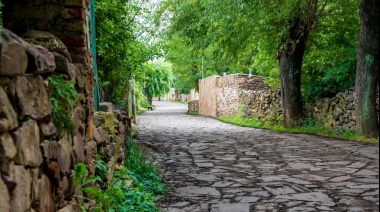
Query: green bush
73,139,165,211
125,139,165,196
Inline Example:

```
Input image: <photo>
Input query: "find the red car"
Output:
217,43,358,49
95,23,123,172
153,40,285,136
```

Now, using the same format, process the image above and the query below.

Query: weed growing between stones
73,139,165,211
47,74,79,137
218,115,379,143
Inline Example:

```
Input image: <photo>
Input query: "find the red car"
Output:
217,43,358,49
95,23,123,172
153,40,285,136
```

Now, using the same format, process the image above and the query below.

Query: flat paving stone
196,163,214,168
275,192,336,207
175,186,221,197
210,203,250,212
211,181,234,188
235,196,261,203
136,101,379,211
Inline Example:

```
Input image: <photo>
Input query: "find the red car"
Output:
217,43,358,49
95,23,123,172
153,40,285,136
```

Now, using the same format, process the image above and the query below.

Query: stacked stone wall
216,74,246,117
0,29,129,211
241,89,282,123
188,100,199,114
215,74,271,117
199,73,379,130
2,0,92,68
308,88,379,130
241,87,379,129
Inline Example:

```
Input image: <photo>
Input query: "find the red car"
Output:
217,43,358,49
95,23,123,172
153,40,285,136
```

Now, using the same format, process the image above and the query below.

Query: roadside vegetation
218,116,378,144
158,0,379,138
74,139,165,211
187,111,199,116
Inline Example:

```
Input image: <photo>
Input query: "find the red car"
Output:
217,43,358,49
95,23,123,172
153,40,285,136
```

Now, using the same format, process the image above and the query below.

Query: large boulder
53,52,76,81
99,102,113,113
6,76,52,120
0,86,18,132
0,28,28,77
38,175,55,212
11,120,43,167
58,134,73,175
93,112,115,133
10,166,32,212
0,132,17,159
25,44,56,74
22,30,72,62
0,177,11,212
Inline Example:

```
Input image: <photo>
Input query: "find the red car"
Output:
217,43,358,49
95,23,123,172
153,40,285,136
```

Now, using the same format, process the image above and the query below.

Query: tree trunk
279,40,305,127
354,0,379,138
147,96,153,105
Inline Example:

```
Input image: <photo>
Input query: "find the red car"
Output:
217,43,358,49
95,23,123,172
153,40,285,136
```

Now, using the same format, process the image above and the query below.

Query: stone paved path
136,101,379,212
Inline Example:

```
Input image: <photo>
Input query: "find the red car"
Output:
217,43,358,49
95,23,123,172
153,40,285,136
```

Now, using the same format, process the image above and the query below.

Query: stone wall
199,73,379,130
198,74,270,117
0,28,129,211
2,0,93,68
216,74,270,116
241,89,282,123
94,103,131,181
242,87,379,129
216,74,246,117
188,100,199,114
308,88,379,130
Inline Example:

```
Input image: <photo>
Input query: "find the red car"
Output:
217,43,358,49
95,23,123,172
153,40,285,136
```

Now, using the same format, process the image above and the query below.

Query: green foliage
302,0,359,101
95,156,108,180
95,0,160,103
73,163,88,190
218,115,378,143
125,139,165,196
159,0,360,102
85,166,161,212
145,60,174,98
73,139,165,211
187,111,199,116
135,81,149,112
47,74,79,137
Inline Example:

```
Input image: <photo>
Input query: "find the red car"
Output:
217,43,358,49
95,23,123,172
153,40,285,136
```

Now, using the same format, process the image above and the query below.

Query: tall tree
277,1,322,127
354,0,379,138
145,60,174,104
95,0,158,103
162,0,348,127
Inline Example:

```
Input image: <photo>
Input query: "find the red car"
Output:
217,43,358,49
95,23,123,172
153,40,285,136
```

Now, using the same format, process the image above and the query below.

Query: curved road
136,101,379,212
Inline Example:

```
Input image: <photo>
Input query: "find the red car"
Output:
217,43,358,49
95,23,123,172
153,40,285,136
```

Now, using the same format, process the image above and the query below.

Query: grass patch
187,111,199,116
218,116,379,144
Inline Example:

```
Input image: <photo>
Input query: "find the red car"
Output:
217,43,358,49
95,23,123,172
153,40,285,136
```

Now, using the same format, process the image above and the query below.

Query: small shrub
48,74,79,137
73,138,165,211
125,139,165,196
95,157,108,180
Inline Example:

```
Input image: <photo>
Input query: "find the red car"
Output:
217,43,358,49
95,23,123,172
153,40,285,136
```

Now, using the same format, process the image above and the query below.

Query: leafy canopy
144,60,174,98
158,0,359,101
95,0,160,103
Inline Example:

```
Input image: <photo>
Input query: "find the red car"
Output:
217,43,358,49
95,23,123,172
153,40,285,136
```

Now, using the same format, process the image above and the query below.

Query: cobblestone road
136,101,379,212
